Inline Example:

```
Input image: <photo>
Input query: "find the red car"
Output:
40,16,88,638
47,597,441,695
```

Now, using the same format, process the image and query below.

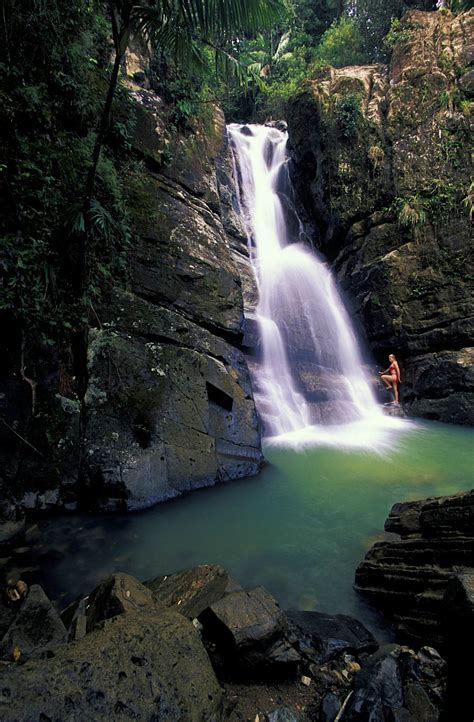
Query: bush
315,17,367,68
334,95,362,139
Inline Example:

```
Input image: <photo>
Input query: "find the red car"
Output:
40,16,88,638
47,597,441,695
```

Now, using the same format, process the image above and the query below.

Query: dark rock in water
0,608,224,721
355,490,474,647
0,584,67,660
201,586,300,675
85,573,154,631
240,125,253,136
265,120,288,132
443,572,474,722
145,564,242,619
343,644,446,722
286,610,378,664
382,404,407,419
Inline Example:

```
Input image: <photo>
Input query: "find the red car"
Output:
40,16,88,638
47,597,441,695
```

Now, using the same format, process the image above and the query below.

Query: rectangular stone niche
206,382,233,412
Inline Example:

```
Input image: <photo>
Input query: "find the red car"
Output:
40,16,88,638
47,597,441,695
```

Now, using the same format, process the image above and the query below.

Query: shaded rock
0,485,25,550
145,564,242,618
0,608,224,721
266,707,304,722
320,692,341,722
201,587,300,675
0,601,17,640
85,573,155,631
287,610,378,664
63,596,88,642
0,584,67,660
443,572,474,722
355,490,474,647
342,644,446,722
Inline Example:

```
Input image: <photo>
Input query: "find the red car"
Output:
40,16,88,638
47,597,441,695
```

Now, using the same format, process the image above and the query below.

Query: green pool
31,420,473,636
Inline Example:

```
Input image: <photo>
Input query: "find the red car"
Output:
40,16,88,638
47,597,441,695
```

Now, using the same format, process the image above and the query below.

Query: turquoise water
32,420,473,636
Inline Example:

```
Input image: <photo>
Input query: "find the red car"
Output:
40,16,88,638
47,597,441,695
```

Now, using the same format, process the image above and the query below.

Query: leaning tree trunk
75,1,131,493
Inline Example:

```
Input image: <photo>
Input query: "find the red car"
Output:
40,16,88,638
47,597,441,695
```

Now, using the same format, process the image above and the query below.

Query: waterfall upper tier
228,123,404,447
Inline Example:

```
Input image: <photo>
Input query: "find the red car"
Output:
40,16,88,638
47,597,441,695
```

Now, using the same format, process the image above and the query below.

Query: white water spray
228,123,407,448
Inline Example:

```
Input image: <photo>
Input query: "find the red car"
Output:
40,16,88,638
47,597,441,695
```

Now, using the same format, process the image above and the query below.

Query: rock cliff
82,90,263,510
287,9,474,424
0,84,263,517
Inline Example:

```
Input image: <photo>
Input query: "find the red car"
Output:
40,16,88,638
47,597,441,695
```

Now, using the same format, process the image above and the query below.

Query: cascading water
228,123,399,448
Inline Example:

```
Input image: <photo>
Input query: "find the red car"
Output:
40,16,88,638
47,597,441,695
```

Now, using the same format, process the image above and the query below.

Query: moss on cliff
287,9,474,423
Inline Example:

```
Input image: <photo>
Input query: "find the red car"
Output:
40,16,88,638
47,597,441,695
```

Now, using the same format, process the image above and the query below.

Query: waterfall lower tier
228,123,404,448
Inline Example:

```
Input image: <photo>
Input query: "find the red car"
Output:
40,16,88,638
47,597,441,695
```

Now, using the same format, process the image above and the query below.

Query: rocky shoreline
0,564,448,721
1,488,472,720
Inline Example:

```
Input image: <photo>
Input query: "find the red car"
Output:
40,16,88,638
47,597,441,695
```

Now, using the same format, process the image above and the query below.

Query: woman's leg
393,382,399,404
380,374,393,390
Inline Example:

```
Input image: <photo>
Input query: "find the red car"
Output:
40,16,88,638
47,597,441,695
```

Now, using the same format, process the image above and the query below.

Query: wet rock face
355,490,474,647
287,10,474,424
81,94,263,510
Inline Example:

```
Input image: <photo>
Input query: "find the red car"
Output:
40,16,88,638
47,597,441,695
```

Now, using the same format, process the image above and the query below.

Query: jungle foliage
0,0,288,393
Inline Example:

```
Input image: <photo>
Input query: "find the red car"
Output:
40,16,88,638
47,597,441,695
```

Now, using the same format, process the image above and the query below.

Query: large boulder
0,608,225,721
286,610,378,665
0,585,67,660
201,587,300,675
355,490,474,647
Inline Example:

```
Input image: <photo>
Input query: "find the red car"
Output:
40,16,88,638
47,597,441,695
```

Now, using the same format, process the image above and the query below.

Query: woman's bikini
389,363,398,381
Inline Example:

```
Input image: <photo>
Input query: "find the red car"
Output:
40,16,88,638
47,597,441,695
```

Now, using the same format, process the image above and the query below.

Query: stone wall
287,9,474,423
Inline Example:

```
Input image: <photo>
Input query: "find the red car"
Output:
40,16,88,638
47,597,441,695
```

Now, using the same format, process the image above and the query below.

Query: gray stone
0,585,67,660
320,692,341,722
287,610,378,663
85,573,155,631
356,490,474,647
0,608,224,721
145,564,242,618
266,707,304,722
202,586,299,674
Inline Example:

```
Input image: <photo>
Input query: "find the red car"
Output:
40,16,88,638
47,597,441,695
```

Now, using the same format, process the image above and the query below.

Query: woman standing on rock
379,354,401,405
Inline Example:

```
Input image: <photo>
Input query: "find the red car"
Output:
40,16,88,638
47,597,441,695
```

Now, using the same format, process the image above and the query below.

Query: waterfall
228,123,395,448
